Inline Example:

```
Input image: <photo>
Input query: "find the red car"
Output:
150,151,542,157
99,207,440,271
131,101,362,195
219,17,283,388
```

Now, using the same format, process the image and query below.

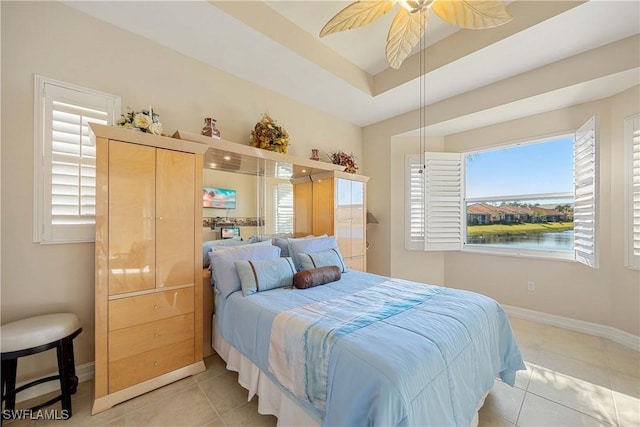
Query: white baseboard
504,304,640,351
13,362,95,404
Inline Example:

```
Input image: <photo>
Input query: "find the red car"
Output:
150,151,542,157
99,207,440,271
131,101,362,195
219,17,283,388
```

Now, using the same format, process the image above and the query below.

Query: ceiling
65,1,640,135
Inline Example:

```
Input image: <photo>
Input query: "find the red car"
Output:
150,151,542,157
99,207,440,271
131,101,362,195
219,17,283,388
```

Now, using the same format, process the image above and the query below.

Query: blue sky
465,136,574,199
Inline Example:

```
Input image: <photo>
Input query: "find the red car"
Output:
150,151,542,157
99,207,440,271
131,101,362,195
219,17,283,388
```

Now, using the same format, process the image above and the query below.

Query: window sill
462,244,576,262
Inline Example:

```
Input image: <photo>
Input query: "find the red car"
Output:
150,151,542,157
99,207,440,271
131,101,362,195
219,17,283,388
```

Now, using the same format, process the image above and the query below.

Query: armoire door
155,149,196,288
108,141,156,296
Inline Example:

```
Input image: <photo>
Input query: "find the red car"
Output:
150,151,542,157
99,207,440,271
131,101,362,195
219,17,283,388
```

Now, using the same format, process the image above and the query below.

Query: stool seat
1,313,81,353
1,313,82,425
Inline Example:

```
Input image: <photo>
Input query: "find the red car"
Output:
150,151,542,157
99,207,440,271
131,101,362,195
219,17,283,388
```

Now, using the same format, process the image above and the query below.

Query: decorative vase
310,149,320,161
201,118,221,139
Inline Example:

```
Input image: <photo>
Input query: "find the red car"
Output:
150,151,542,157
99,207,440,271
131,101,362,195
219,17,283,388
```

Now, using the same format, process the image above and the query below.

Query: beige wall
365,86,640,336
0,1,361,381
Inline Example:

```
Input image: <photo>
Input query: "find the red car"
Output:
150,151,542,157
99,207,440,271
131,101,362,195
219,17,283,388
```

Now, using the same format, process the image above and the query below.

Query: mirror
202,168,293,242
193,139,342,244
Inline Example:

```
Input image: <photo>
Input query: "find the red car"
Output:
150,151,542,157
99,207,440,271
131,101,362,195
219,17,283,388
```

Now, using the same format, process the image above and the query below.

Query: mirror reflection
202,168,294,242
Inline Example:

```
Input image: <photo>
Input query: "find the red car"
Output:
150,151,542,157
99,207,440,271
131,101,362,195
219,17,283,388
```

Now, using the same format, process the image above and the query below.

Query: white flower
133,113,152,130
148,122,164,135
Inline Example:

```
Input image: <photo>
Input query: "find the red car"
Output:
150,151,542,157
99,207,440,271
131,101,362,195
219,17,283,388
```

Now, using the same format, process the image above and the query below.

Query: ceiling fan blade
320,1,395,38
431,0,512,29
386,8,427,69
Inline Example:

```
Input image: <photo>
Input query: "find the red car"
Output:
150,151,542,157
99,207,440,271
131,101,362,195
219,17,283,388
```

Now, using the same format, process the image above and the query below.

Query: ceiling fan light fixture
320,0,512,69
397,0,434,14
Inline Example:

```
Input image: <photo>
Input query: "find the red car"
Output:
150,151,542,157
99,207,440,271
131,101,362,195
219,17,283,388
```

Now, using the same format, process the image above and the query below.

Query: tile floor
4,316,639,426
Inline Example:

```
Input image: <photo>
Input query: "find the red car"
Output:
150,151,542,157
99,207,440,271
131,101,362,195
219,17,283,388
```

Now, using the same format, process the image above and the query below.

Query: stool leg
62,337,78,395
1,358,17,410
56,342,72,418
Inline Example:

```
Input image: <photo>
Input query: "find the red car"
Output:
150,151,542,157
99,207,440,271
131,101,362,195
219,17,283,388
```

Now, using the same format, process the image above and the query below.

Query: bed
207,237,525,427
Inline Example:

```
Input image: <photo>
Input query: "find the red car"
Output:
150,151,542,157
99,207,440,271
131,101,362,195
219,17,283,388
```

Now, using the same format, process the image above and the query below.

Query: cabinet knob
153,361,158,367
153,332,159,337
157,217,164,220
153,304,159,309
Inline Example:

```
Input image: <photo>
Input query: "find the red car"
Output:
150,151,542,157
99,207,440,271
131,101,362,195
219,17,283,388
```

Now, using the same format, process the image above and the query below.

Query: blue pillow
202,238,244,268
288,235,336,271
298,247,347,273
235,257,296,296
209,244,281,298
273,237,290,257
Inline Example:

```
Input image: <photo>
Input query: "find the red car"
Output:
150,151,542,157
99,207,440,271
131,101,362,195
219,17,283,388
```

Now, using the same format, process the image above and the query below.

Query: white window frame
406,116,598,267
33,75,120,244
625,113,640,270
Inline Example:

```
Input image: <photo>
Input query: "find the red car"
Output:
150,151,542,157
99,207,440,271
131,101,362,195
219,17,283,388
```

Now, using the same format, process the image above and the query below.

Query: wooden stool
1,313,82,424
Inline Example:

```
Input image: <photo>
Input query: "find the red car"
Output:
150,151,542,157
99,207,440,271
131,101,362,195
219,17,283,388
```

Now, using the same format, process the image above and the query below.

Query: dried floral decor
116,107,166,136
330,151,358,174
250,114,290,154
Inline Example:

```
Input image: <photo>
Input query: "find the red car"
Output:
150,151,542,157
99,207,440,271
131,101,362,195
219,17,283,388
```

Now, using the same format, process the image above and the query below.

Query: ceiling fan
320,0,512,69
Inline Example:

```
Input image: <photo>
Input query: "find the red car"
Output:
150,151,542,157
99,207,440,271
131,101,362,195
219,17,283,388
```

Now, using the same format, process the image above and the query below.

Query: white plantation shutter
405,154,425,250
34,76,120,243
573,116,598,268
626,114,640,269
274,183,294,234
424,152,464,251
406,152,464,251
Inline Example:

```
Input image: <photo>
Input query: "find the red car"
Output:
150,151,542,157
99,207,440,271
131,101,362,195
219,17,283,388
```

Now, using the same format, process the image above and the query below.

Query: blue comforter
216,271,525,427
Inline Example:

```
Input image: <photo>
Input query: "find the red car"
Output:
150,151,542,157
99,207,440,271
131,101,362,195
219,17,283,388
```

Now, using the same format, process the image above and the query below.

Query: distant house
467,203,569,225
467,203,496,225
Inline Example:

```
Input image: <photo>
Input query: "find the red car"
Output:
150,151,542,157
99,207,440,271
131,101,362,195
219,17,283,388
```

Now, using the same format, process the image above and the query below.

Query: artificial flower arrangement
116,107,166,136
329,151,358,174
249,113,290,154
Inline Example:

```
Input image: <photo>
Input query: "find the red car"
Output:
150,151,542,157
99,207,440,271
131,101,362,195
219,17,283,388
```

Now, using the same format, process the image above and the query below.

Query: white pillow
288,235,337,271
210,244,281,298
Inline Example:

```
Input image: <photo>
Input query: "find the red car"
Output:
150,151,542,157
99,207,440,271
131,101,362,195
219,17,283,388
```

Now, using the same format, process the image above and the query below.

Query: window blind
626,114,640,269
405,152,463,251
423,152,464,251
274,183,294,234
50,100,106,224
34,76,119,243
405,154,425,250
574,116,598,268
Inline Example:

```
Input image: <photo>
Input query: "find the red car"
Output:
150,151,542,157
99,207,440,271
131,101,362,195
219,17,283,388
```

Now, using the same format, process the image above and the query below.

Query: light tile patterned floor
4,317,639,426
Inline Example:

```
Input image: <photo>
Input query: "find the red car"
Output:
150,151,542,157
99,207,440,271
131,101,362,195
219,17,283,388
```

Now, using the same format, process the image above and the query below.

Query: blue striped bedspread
268,279,443,411
216,270,525,426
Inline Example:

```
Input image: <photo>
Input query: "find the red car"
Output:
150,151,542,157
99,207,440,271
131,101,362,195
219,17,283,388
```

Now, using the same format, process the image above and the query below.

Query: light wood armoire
293,171,369,271
90,124,207,414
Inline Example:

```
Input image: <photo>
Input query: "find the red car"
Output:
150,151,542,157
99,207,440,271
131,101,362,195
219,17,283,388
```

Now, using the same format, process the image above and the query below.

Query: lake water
467,229,574,251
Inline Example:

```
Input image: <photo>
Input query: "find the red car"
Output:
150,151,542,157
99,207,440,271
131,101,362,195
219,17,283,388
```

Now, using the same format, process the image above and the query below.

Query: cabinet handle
157,217,164,220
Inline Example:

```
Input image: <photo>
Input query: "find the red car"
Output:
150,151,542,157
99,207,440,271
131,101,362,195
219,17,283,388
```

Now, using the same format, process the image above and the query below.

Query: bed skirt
212,315,487,427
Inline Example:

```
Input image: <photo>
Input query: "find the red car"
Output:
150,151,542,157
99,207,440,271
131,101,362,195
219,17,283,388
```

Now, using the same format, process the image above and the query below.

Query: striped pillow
298,247,347,273
235,257,296,296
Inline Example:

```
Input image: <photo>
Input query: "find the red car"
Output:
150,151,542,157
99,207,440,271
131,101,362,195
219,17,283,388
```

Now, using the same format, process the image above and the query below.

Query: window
273,182,294,234
625,114,640,270
34,76,120,243
406,116,598,267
